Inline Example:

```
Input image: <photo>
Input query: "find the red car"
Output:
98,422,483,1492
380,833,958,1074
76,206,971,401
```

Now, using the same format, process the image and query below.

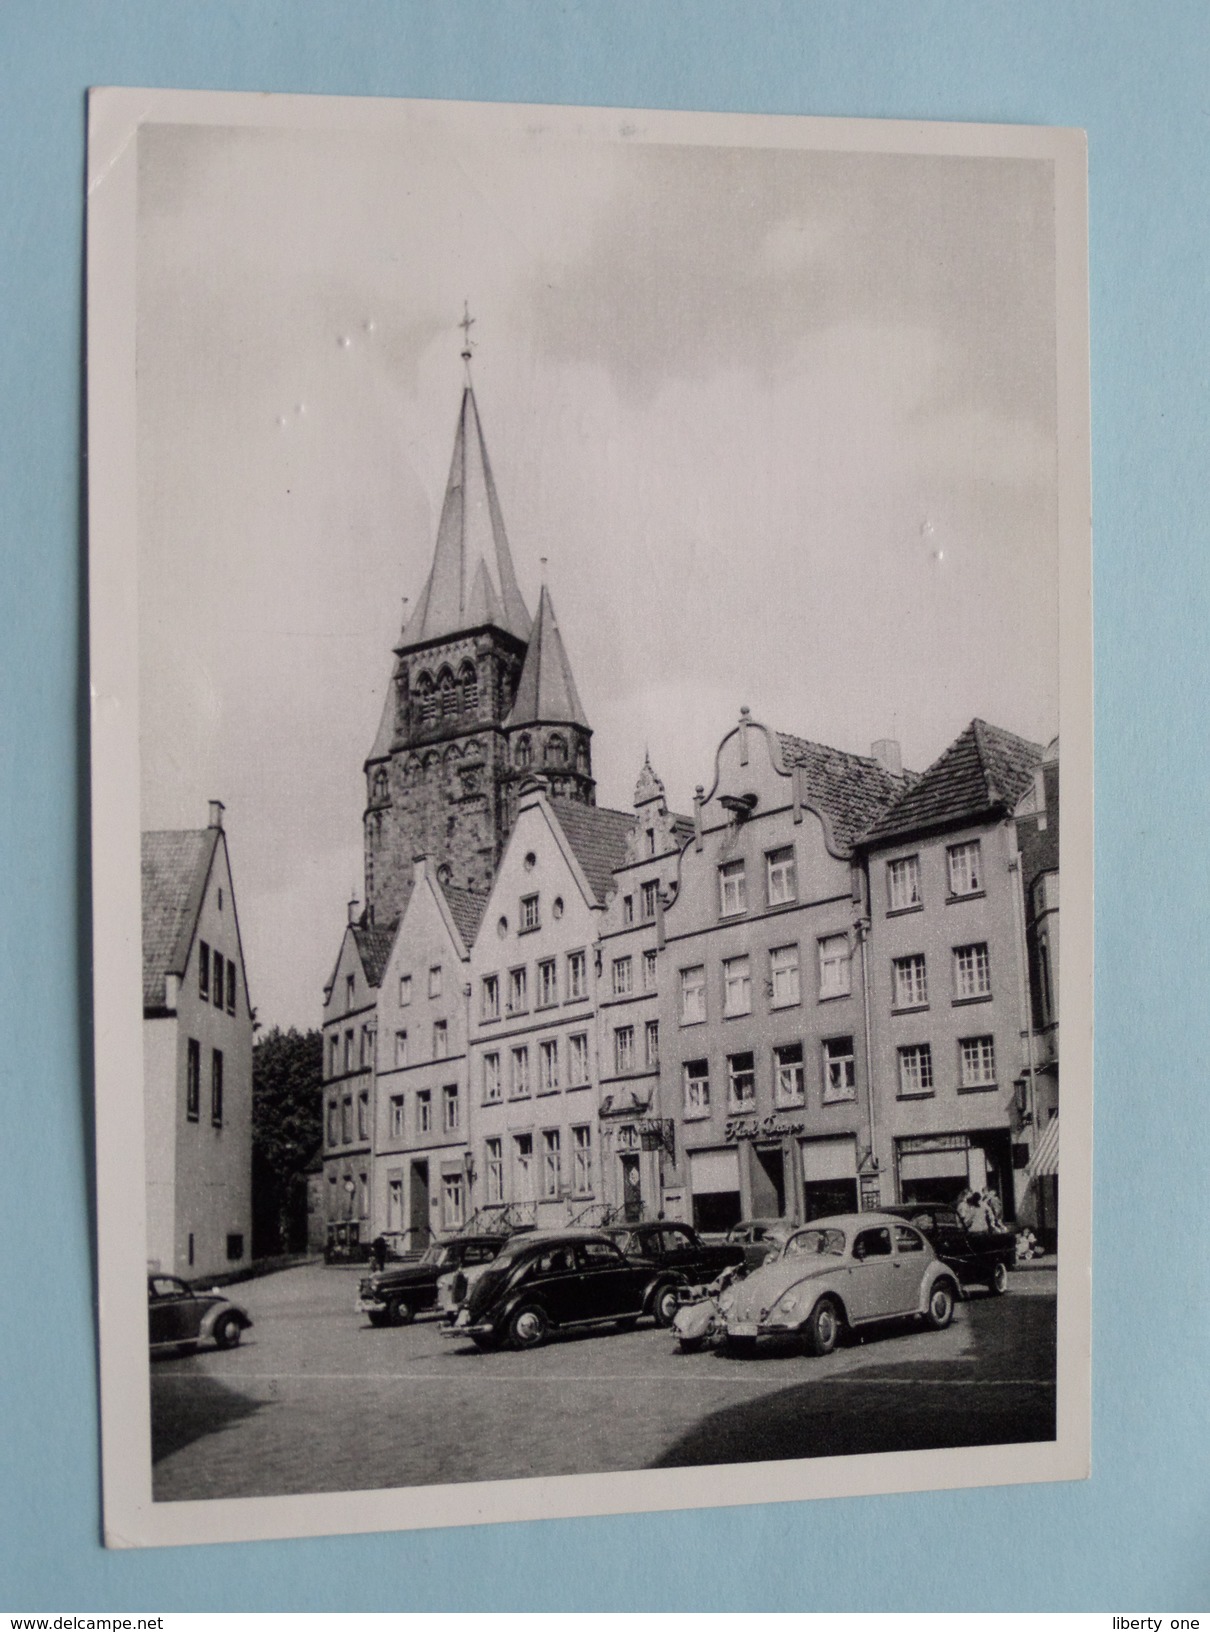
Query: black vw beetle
443,1228,684,1350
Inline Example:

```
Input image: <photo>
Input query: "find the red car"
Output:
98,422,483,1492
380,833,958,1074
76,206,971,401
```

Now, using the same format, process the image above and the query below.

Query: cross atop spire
459,301,476,383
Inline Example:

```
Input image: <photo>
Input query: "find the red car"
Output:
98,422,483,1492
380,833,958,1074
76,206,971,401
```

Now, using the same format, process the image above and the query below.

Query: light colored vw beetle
717,1212,960,1357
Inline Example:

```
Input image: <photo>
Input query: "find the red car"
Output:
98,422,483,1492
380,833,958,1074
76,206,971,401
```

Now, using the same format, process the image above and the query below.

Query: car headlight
775,1290,800,1316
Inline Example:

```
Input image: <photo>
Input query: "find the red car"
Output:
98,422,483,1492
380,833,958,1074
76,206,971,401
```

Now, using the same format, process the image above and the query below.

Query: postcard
87,88,1091,1547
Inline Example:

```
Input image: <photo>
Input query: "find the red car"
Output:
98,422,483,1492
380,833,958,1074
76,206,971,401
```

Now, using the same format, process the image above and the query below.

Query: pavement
150,1259,1057,1502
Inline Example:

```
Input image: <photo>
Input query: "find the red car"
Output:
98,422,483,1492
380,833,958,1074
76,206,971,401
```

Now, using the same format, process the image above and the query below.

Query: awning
689,1148,740,1194
800,1136,857,1183
1029,1115,1059,1177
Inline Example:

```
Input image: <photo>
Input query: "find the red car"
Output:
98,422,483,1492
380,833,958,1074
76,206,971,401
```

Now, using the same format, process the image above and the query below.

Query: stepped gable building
141,801,253,1279
858,719,1046,1224
595,755,695,1222
361,383,595,929
658,711,907,1232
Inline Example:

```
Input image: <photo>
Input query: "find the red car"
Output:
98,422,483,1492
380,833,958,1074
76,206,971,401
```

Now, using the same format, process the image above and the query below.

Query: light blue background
2,0,1207,1610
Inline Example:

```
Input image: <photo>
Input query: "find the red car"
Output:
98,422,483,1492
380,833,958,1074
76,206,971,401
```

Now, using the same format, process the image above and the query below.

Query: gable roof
504,584,589,729
438,881,489,950
399,386,532,649
141,828,220,1010
350,920,397,989
860,719,1044,846
548,801,636,905
775,733,907,853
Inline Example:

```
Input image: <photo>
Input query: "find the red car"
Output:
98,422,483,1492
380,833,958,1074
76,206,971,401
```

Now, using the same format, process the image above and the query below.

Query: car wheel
723,1334,758,1358
990,1260,1009,1296
367,1311,389,1328
508,1305,549,1349
386,1296,414,1327
925,1279,957,1330
471,1332,500,1352
803,1297,842,1357
653,1284,681,1327
676,1335,706,1355
213,1314,243,1350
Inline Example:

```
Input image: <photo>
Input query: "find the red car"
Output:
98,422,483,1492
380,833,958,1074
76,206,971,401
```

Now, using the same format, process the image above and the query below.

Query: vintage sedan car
718,1212,960,1357
725,1218,789,1270
444,1229,685,1350
880,1204,1015,1295
358,1233,510,1326
147,1274,252,1354
603,1221,745,1287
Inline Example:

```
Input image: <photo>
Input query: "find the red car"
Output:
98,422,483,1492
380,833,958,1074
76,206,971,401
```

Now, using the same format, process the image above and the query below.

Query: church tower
362,364,593,926
502,581,595,823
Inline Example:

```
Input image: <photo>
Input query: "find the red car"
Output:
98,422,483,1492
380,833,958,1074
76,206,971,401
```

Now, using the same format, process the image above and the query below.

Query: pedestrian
984,1188,1004,1229
371,1234,388,1272
956,1189,979,1230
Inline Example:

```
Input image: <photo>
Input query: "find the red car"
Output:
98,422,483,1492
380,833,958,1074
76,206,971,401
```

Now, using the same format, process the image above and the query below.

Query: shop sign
898,1133,970,1155
634,1117,676,1159
724,1114,805,1143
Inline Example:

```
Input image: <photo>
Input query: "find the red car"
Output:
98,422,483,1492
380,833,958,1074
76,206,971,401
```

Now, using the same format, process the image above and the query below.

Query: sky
135,102,1060,1033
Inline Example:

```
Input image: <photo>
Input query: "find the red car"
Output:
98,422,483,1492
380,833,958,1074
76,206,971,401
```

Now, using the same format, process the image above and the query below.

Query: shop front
893,1129,1014,1220
688,1146,742,1232
800,1134,860,1220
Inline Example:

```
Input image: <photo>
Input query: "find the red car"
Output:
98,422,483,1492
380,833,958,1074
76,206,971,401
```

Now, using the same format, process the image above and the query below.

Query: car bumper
440,1310,495,1340
356,1298,388,1315
724,1317,798,1339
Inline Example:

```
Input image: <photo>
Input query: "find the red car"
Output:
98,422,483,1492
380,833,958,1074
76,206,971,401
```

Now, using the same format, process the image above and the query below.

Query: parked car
436,1229,535,1321
358,1234,510,1327
725,1218,790,1270
880,1204,1015,1295
718,1213,960,1357
147,1274,252,1354
444,1229,686,1350
603,1222,746,1287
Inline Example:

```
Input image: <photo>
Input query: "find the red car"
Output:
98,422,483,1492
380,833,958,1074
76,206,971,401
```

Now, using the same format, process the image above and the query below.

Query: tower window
417,674,437,728
547,733,567,766
437,669,457,719
459,661,478,716
516,735,532,768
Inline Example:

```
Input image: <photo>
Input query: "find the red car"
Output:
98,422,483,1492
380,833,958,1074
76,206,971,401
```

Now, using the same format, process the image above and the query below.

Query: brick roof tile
775,733,907,852
861,719,1044,845
549,801,636,905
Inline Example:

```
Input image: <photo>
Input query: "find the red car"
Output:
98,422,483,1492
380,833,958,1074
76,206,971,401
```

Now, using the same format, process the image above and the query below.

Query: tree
251,1026,323,1256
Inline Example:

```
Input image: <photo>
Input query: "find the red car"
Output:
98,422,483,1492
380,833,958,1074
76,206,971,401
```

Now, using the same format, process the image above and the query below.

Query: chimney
347,895,360,926
208,800,225,830
871,739,902,777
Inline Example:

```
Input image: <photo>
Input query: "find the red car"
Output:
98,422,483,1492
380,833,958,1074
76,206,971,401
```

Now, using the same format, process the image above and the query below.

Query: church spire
399,379,532,649
505,583,589,729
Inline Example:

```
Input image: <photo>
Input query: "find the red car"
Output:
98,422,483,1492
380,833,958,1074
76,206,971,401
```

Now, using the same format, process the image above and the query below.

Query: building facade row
320,713,1059,1249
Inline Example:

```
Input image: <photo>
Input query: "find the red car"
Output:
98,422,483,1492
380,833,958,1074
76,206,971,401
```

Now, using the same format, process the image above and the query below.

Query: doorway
409,1159,430,1248
751,1144,786,1218
620,1153,642,1221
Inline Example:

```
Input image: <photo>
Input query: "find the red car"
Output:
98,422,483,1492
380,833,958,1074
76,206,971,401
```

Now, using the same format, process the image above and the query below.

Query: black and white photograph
87,90,1092,1548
